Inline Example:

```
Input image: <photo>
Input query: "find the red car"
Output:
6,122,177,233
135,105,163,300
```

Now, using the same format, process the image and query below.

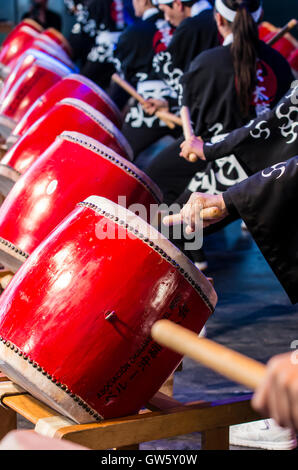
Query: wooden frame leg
201,426,229,450
0,405,17,441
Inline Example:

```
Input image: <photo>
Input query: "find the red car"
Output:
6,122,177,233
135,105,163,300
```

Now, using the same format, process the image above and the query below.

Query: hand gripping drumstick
180,106,199,163
163,206,225,228
151,320,266,390
266,19,298,46
112,73,181,129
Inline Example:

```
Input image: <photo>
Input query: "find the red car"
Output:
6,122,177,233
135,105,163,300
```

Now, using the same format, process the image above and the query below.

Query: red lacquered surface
0,24,39,68
0,131,162,257
2,98,132,176
0,60,70,124
39,28,73,57
0,50,74,104
11,74,122,139
0,196,216,421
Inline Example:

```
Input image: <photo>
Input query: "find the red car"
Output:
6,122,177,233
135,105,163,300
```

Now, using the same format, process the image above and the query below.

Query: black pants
145,136,208,205
81,61,115,90
121,122,180,161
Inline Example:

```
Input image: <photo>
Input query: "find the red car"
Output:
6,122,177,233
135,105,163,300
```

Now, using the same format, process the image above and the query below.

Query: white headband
215,0,263,23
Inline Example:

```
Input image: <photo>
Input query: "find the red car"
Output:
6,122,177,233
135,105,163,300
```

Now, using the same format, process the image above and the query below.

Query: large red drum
0,195,216,422
0,98,133,193
0,23,40,76
39,28,73,57
0,131,162,272
0,58,71,139
9,74,122,143
0,49,75,105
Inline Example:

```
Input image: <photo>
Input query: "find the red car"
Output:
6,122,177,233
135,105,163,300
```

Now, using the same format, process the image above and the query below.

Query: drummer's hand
180,136,206,161
163,192,228,233
252,352,298,431
142,98,169,115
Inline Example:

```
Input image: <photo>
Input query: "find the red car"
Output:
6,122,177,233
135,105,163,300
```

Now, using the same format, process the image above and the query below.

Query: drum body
0,195,217,422
1,98,133,192
0,24,39,74
0,131,162,272
39,28,73,57
0,49,75,105
9,74,122,143
0,59,71,139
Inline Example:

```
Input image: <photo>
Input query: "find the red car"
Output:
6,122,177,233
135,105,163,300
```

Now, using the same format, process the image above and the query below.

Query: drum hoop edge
60,132,163,204
78,200,217,314
0,338,102,423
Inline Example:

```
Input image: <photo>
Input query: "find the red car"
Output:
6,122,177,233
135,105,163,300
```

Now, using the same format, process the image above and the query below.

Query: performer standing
66,0,126,89
112,0,179,159
146,0,294,203
151,0,219,101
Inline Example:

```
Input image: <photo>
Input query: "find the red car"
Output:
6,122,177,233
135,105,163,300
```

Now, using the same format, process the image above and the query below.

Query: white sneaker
230,419,297,450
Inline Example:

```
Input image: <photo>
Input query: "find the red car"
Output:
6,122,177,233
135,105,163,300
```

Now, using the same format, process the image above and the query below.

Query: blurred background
0,0,297,45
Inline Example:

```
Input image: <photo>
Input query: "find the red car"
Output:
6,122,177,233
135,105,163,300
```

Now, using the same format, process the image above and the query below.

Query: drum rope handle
180,106,199,163
151,319,266,390
266,19,297,46
112,73,180,129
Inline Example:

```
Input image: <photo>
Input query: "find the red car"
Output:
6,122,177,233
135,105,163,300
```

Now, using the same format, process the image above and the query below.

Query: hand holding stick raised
111,74,182,129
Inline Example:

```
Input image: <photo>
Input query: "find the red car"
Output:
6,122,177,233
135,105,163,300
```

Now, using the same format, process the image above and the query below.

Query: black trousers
121,122,180,161
145,136,208,205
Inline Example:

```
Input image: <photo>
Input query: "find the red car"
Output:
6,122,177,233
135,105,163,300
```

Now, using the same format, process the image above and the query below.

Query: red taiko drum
1,98,133,192
39,28,73,57
0,131,162,272
0,49,75,105
0,58,71,139
0,195,216,422
8,74,122,143
0,24,40,75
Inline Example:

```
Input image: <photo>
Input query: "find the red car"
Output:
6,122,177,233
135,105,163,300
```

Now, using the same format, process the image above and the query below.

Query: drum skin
0,131,162,271
1,98,132,185
0,195,217,422
9,74,122,142
0,59,71,139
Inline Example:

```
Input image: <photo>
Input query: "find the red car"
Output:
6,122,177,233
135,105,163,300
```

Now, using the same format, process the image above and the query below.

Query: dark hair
222,0,261,115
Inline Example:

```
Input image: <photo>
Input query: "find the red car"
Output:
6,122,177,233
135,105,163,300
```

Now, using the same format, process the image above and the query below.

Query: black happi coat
223,155,298,305
152,3,219,100
203,86,298,175
68,0,125,64
181,40,294,195
114,10,175,130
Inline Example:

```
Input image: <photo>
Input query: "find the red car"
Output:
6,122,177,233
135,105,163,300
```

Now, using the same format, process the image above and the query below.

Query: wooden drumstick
266,19,298,46
180,106,199,163
111,73,176,129
162,206,224,227
151,320,266,390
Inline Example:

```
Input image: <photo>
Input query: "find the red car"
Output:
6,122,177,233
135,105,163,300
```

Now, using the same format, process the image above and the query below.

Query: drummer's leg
81,60,115,90
121,123,179,164
145,136,208,206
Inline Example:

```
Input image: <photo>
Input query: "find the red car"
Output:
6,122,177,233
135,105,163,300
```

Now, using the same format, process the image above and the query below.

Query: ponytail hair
221,0,261,115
